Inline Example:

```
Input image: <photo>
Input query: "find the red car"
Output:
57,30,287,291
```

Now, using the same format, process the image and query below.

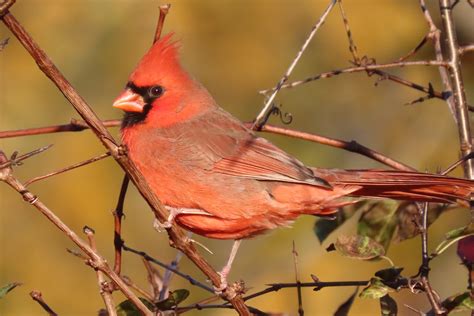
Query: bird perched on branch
113,34,473,288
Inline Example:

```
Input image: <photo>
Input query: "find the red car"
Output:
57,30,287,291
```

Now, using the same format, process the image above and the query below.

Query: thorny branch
253,0,337,129
0,151,152,315
1,5,250,315
84,226,117,316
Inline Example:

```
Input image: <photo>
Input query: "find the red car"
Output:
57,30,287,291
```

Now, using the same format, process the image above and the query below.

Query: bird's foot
213,269,230,295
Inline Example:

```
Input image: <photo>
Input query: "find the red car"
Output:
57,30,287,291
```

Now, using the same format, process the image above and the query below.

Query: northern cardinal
113,34,473,286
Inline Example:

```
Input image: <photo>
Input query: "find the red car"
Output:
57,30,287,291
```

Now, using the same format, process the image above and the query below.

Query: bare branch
253,0,337,129
30,291,58,316
154,4,171,43
113,175,129,275
248,123,416,172
84,226,117,316
459,44,474,55
259,60,447,94
0,151,152,315
24,153,110,186
439,0,474,179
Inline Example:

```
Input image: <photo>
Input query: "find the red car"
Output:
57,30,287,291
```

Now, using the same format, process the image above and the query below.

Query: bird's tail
312,168,473,206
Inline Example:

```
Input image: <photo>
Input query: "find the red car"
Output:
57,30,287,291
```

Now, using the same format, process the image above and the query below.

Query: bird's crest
129,33,183,87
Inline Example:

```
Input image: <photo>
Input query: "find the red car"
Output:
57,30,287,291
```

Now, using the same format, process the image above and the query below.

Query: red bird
113,34,473,286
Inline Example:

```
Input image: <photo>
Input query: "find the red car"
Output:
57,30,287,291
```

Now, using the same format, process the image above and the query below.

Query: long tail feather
312,168,473,206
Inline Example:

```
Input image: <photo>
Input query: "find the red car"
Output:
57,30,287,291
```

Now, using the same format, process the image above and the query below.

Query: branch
0,152,150,314
0,118,120,139
1,9,249,314
253,0,337,129
123,244,215,294
439,0,474,179
259,60,448,94
24,152,110,186
113,175,129,275
459,44,474,55
30,291,58,316
154,4,170,43
248,123,416,171
84,226,117,316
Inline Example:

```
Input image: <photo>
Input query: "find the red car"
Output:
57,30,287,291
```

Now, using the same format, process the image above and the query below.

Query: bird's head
113,34,213,129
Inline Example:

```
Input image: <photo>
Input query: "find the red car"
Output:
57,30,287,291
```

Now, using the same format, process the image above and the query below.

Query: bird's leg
153,206,212,231
215,239,242,293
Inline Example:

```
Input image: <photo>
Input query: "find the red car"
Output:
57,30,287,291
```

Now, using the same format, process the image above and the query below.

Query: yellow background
1,0,473,315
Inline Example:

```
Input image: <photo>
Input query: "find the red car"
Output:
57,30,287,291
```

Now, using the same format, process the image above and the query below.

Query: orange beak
112,89,146,113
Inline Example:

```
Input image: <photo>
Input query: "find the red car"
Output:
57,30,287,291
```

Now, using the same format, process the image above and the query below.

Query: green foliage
116,298,155,316
155,289,190,311
0,282,21,299
331,235,385,260
359,278,393,299
314,203,360,243
379,294,397,316
433,223,474,257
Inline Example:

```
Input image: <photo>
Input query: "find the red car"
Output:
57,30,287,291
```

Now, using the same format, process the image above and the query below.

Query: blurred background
0,0,473,315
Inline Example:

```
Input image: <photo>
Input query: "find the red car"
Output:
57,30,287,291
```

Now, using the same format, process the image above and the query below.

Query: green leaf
380,294,397,316
334,288,358,316
433,291,474,314
0,282,21,299
433,223,474,256
359,278,393,299
375,267,403,283
394,203,448,242
116,298,155,316
314,203,360,243
357,200,399,250
156,289,190,310
334,235,385,260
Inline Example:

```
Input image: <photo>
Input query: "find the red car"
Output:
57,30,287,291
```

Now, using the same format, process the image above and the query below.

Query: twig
30,291,58,316
113,175,129,275
84,226,117,316
142,258,162,300
123,244,215,294
292,242,304,316
441,152,474,176
252,0,337,129
242,280,369,302
122,275,155,302
337,0,360,64
246,123,416,172
259,60,448,94
1,9,249,313
160,248,185,300
154,4,170,43
0,119,120,139
420,0,457,118
439,0,474,179
0,152,152,315
0,37,8,51
459,44,474,55
24,152,110,186
0,144,53,169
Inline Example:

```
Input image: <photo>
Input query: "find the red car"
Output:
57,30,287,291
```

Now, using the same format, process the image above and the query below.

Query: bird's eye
148,85,164,98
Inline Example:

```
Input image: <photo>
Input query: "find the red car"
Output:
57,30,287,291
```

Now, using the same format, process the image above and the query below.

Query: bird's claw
153,218,172,232
213,271,229,295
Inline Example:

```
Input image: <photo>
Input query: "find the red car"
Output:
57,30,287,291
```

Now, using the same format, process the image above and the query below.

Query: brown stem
459,44,474,55
259,60,448,94
253,0,337,129
84,226,117,316
30,291,58,316
154,4,171,43
0,119,120,139
249,123,416,172
439,0,473,180
0,153,151,315
292,242,304,316
113,175,129,275
24,152,110,186
142,258,162,300
1,11,249,314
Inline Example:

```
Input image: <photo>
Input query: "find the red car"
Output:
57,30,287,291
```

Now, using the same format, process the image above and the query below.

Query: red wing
212,136,324,184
